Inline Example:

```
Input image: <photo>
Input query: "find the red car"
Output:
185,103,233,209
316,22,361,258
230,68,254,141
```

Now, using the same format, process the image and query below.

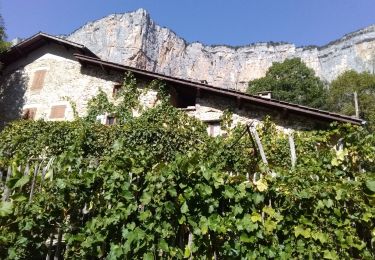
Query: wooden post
2,166,12,202
188,232,193,260
41,157,54,189
46,233,54,260
54,228,63,260
29,163,39,203
354,91,360,118
208,233,217,260
24,163,30,176
288,132,297,168
250,127,268,165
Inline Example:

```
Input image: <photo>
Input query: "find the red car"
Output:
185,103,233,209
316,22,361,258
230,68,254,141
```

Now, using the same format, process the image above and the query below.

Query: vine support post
2,166,12,202
46,232,54,260
188,232,193,260
24,163,30,176
29,162,39,203
354,91,360,118
288,132,296,168
249,126,268,165
40,157,54,190
54,228,63,260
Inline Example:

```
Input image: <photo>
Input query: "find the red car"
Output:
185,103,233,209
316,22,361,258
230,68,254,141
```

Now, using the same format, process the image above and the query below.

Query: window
113,84,122,98
96,114,106,124
170,87,197,108
207,122,221,137
49,105,66,119
22,108,37,120
96,114,116,125
106,116,116,125
31,70,47,91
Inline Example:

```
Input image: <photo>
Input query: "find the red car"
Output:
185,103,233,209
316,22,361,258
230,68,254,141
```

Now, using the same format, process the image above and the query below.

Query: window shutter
49,105,66,119
22,108,37,120
31,70,47,91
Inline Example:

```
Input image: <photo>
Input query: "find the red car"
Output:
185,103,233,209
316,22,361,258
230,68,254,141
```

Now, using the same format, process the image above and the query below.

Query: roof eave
73,53,364,126
0,32,97,66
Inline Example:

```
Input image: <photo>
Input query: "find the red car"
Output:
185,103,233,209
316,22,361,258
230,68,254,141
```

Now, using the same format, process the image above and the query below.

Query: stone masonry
0,39,343,132
0,43,123,125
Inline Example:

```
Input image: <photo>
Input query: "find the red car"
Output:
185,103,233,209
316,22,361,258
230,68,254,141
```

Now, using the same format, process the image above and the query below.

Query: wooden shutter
22,108,37,120
49,105,66,119
31,70,47,91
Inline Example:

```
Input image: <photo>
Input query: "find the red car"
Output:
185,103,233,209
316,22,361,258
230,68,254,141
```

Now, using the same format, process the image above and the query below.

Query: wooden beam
281,108,288,119
237,96,242,109
99,63,109,74
196,87,201,99
15,46,23,55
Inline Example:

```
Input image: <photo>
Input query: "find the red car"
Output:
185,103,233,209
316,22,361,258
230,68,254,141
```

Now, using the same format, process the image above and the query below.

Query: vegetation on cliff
247,58,375,129
328,70,375,130
247,58,327,109
0,14,10,53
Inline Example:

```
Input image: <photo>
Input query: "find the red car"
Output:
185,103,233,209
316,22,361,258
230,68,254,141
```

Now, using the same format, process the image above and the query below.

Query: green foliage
0,118,374,259
85,89,116,122
219,109,233,132
85,72,170,126
0,109,206,169
0,14,10,53
85,72,143,124
0,72,375,259
0,120,116,167
111,72,142,124
247,58,327,108
328,70,375,129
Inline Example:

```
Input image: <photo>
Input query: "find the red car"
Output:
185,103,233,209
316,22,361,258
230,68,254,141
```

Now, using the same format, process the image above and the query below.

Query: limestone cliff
67,8,375,92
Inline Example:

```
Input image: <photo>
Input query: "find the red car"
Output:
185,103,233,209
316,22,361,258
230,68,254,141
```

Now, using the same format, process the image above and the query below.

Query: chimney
257,91,272,99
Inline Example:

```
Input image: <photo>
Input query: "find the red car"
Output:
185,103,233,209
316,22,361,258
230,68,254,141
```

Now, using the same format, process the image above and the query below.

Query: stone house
0,33,364,134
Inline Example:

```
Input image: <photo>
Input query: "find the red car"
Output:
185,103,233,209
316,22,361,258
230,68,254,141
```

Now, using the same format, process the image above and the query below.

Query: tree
247,58,327,109
328,70,375,129
0,14,9,53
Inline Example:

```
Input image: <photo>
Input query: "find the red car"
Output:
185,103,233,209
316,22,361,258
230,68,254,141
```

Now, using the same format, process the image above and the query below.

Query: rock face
67,8,375,92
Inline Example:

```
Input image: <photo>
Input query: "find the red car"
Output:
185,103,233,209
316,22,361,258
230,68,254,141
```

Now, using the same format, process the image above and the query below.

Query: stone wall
0,43,314,132
0,69,28,126
0,43,124,126
193,93,315,133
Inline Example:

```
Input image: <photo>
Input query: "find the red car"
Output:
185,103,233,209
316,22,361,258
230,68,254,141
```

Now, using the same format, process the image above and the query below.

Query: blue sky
2,0,375,47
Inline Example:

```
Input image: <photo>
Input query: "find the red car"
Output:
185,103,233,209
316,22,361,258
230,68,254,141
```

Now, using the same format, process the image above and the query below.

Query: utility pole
354,91,360,118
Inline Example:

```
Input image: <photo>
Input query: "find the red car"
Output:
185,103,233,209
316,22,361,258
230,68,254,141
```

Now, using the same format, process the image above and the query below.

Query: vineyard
0,78,374,259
